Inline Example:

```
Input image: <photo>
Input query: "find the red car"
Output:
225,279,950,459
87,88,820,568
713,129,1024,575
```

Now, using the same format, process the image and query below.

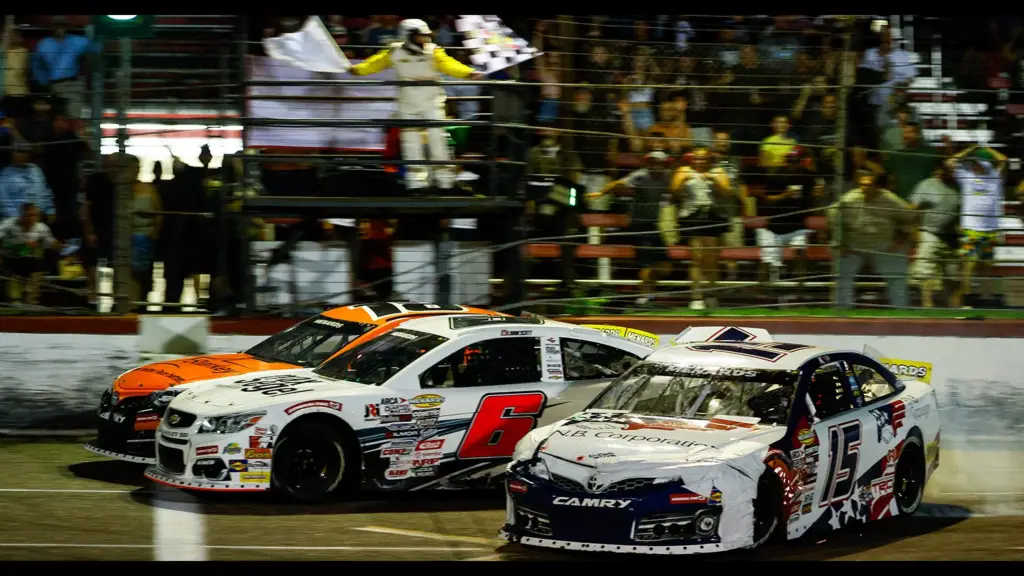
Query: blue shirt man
0,144,53,219
31,18,98,85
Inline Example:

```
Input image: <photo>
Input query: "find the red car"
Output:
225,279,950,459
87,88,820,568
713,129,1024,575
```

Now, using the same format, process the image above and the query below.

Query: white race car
500,326,940,554
143,314,656,501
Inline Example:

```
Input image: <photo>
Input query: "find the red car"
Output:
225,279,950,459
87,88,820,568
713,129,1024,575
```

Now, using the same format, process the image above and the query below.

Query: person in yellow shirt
759,115,797,171
350,19,485,190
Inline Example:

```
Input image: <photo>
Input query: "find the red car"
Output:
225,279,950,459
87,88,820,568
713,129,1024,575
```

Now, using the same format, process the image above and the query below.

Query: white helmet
400,18,432,40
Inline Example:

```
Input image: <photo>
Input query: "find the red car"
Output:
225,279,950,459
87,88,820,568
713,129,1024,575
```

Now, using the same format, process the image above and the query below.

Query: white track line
935,492,1024,496
0,543,488,551
354,526,501,546
153,485,206,561
0,488,138,494
463,554,505,561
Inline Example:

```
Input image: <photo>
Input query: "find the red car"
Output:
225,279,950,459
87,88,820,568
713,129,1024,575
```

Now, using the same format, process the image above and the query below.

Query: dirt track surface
1,439,1023,561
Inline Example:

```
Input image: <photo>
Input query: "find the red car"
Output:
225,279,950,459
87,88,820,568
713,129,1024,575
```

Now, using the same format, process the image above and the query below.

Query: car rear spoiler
579,324,660,348
672,326,774,345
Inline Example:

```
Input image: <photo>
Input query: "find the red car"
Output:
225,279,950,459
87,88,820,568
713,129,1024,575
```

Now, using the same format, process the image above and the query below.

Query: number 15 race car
143,314,659,501
500,326,940,555
86,302,508,464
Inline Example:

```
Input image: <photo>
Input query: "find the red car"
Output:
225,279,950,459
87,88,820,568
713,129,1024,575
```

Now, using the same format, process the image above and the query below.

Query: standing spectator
366,15,401,47
32,16,97,120
526,130,582,296
710,131,750,280
860,26,917,131
757,149,822,283
579,44,619,88
567,84,618,211
356,219,395,300
883,121,940,201
952,144,1007,307
41,112,87,241
16,96,55,154
588,151,674,305
532,22,563,126
759,115,798,172
81,154,115,306
163,146,212,306
720,44,771,157
0,142,52,220
621,50,660,136
429,16,455,47
2,17,31,120
0,202,59,304
909,158,962,308
800,92,840,176
623,91,690,155
830,170,916,309
669,147,733,310
123,155,162,311
880,103,915,152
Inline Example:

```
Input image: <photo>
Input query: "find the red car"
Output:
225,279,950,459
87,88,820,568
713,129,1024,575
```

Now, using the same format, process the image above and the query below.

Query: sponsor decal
858,485,874,504
415,418,438,428
508,480,528,494
183,357,237,374
381,397,406,405
789,514,801,524
161,430,188,439
912,401,934,418
224,443,242,455
416,439,445,451
365,404,380,419
709,488,723,503
384,404,411,415
802,503,812,514
389,331,417,340
500,329,532,336
790,448,805,459
581,325,660,347
387,439,418,449
228,460,248,472
670,493,708,505
380,414,413,423
588,452,616,460
553,497,632,509
195,445,218,456
411,450,443,460
249,436,273,449
411,466,439,477
246,448,272,459
869,401,906,444
135,414,160,424
385,468,409,480
235,374,321,397
880,358,932,384
552,428,710,448
804,493,814,505
409,394,445,409
544,345,560,355
386,429,420,439
284,400,343,415
194,458,220,466
248,460,270,469
663,365,758,378
797,428,817,446
134,367,186,384
571,422,621,431
312,318,344,329
413,408,441,418
253,427,268,436
382,447,413,457
240,471,270,483
411,457,441,467
387,422,416,431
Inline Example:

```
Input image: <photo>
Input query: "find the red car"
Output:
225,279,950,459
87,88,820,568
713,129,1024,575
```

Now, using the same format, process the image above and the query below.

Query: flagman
350,19,485,190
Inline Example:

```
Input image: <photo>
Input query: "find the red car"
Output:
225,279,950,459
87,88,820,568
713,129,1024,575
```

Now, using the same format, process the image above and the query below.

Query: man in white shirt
952,145,1006,307
0,202,59,304
860,27,916,130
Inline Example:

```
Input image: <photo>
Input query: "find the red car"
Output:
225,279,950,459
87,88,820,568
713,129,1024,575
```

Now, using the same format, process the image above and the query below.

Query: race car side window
808,361,856,420
560,338,642,381
420,337,542,389
847,363,898,405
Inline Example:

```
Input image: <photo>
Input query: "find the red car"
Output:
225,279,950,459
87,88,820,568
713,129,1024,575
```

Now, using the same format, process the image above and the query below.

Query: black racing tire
271,419,353,503
894,435,926,516
751,469,784,549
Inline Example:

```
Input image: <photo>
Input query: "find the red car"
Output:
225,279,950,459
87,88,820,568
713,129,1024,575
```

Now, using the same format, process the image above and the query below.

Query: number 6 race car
85,302,508,464
500,326,940,555
143,314,659,501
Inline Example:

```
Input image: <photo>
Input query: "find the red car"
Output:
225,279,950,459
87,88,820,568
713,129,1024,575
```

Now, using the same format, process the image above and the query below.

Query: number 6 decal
457,392,547,460
820,420,862,508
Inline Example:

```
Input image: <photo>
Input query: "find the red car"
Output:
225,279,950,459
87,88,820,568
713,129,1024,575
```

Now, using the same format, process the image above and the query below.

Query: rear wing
672,326,774,345
579,324,660,348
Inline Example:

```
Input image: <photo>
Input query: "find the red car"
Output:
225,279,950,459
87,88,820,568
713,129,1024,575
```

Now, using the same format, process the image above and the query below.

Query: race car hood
529,411,787,475
170,368,373,413
113,354,298,397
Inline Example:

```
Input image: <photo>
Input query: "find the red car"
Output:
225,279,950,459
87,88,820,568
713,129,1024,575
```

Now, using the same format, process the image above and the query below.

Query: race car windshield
589,362,800,425
245,316,375,367
313,329,449,385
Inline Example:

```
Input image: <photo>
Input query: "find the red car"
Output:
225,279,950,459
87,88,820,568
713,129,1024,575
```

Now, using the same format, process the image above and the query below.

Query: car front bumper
144,409,275,493
86,393,161,464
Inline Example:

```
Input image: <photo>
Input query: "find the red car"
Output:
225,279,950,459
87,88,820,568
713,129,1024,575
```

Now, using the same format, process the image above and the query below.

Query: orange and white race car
85,302,508,464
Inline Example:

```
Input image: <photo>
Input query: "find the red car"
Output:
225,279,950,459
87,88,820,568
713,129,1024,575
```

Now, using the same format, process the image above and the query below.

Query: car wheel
751,469,783,548
271,419,350,503
894,435,926,516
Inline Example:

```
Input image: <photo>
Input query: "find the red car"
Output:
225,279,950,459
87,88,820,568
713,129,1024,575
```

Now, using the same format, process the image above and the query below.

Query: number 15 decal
457,392,547,460
820,420,862,508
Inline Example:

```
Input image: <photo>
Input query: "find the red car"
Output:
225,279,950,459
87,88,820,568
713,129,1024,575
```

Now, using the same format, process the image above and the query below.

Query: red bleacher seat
580,213,629,228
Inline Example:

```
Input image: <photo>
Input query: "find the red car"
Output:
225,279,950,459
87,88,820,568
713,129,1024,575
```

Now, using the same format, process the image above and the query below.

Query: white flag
455,15,541,74
263,16,352,74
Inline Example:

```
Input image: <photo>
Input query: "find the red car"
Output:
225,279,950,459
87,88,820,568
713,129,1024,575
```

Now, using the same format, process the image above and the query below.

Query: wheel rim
277,437,344,496
895,448,923,511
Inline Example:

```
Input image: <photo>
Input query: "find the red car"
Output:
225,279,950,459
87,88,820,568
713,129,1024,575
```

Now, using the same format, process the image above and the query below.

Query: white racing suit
351,42,475,189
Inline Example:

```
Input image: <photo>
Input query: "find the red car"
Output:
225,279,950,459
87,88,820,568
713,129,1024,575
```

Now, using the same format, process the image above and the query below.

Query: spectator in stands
714,21,742,69
830,169,916,309
669,147,733,310
580,44,619,88
163,145,212,307
429,16,455,47
845,146,886,191
526,129,582,296
567,84,618,211
910,158,962,308
884,121,940,200
124,154,162,311
532,22,563,126
1,17,30,120
759,115,798,172
445,49,481,121
952,144,1007,307
41,112,87,242
720,43,770,157
0,142,52,220
624,90,690,155
761,16,805,65
589,151,674,305
16,96,55,157
356,219,395,300
710,131,750,280
365,15,401,47
621,49,660,135
325,16,356,60
860,25,917,131
32,16,97,120
81,153,115,306
880,103,915,152
800,92,839,176
757,148,822,284
0,202,59,305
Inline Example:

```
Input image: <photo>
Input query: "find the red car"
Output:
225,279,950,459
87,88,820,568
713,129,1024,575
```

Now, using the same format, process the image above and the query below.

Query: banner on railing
246,55,398,150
